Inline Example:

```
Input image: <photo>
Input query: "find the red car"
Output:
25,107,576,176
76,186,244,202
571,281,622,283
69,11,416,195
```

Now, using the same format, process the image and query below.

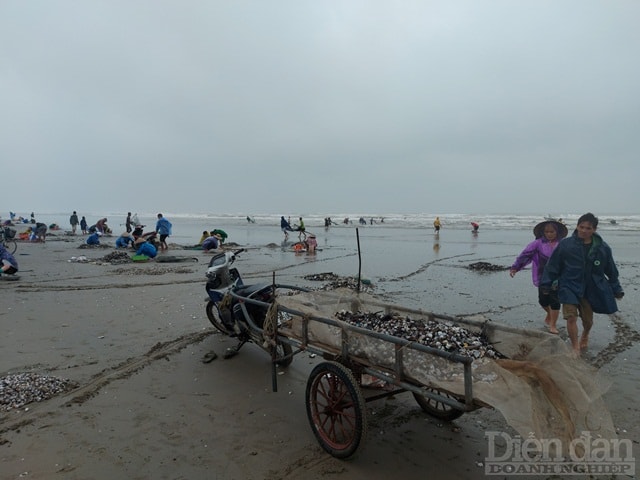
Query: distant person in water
433,217,441,233
471,222,479,233
295,217,307,240
281,216,293,240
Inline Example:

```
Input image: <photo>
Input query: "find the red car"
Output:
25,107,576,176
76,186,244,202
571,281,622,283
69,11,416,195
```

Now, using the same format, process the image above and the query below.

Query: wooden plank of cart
227,285,557,459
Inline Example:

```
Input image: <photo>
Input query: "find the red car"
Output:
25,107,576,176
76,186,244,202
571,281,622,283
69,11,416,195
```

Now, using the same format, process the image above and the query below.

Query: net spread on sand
276,289,616,451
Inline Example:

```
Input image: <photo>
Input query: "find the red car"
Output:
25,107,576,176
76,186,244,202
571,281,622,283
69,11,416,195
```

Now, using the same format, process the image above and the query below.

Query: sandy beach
1,226,639,480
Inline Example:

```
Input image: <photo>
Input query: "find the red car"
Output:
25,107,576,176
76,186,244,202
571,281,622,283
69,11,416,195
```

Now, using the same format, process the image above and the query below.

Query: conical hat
533,220,568,239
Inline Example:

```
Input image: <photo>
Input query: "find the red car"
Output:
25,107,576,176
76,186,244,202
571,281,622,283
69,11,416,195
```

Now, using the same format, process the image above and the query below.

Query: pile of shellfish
100,251,133,265
467,261,509,272
303,272,374,292
0,372,78,412
334,310,502,360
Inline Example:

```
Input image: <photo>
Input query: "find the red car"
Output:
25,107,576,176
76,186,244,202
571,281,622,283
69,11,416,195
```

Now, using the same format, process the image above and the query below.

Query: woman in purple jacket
510,220,568,333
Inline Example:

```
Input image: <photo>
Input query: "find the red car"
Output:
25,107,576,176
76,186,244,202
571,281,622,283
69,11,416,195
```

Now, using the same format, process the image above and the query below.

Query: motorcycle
204,249,294,366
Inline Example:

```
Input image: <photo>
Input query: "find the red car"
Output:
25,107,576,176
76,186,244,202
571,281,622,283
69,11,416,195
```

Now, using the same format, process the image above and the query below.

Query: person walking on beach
510,220,568,334
125,212,133,233
80,216,88,234
433,217,441,233
69,211,79,235
471,222,479,233
155,213,172,252
541,213,624,356
280,216,293,240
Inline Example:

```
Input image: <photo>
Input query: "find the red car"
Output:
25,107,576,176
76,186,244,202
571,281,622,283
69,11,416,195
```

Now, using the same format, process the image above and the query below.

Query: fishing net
276,288,616,453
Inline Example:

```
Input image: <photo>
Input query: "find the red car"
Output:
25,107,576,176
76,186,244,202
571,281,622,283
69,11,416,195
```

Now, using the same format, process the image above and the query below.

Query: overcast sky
1,1,639,216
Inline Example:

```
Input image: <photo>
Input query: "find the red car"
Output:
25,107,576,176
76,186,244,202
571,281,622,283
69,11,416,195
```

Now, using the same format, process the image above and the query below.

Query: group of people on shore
280,216,320,253
509,213,623,356
69,212,113,236
4,211,36,225
84,213,173,258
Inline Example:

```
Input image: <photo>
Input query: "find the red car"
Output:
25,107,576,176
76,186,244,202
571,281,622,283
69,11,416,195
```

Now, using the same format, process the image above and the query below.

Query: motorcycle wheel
272,342,293,367
206,301,231,335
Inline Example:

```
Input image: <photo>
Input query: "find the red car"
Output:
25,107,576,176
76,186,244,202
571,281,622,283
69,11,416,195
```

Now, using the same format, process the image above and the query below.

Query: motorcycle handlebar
230,248,245,260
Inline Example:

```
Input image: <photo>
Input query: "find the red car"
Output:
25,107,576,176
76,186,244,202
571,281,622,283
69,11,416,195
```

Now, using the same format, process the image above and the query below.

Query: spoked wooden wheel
413,387,464,421
305,361,366,458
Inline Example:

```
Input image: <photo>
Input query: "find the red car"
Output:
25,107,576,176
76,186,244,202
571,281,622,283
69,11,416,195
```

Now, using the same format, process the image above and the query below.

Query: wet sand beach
1,225,638,480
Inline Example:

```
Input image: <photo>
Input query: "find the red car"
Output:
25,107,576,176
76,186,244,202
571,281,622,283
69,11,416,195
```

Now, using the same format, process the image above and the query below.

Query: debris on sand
303,272,374,292
467,262,509,272
101,251,133,265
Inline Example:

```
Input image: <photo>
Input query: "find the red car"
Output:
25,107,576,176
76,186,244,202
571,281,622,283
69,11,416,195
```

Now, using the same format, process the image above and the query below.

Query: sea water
19,211,640,240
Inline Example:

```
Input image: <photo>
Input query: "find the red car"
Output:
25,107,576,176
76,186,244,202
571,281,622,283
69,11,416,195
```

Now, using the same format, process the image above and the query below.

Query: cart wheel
205,301,230,335
305,361,366,458
271,342,293,367
413,388,464,421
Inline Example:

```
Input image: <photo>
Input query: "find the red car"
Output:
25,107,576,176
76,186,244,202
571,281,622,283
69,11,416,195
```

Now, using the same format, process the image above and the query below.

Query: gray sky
2,1,639,216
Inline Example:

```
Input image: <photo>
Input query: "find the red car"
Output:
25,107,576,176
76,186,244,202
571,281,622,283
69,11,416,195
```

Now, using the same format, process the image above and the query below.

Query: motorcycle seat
234,282,271,299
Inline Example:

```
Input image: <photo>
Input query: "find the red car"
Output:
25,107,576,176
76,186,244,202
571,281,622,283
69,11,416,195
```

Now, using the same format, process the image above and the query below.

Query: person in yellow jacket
433,217,441,233
198,231,210,245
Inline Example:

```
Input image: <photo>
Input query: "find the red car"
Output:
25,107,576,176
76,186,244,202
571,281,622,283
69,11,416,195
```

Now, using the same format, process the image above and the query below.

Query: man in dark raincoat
541,213,623,356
